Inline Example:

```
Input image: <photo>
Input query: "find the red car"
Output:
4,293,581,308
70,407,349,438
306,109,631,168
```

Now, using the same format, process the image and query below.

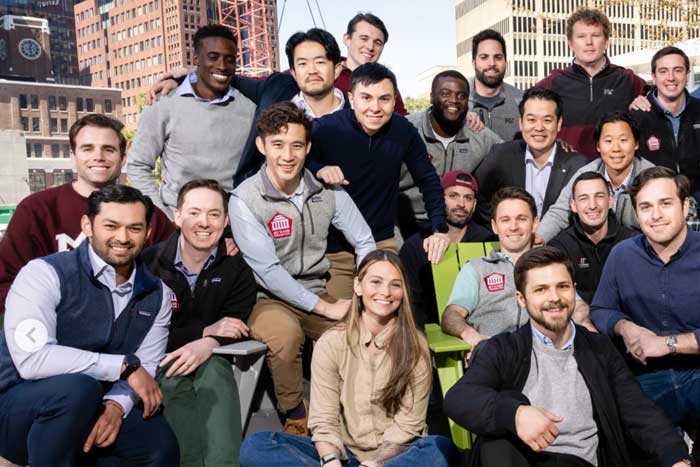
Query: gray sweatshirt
468,79,524,141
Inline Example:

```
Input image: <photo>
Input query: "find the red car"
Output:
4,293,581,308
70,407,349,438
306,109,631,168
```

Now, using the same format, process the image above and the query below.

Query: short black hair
593,111,640,143
571,171,610,197
491,186,537,220
349,62,397,94
285,28,341,69
518,87,563,119
87,184,155,226
514,246,575,294
431,70,469,96
471,29,507,59
256,101,313,142
629,166,691,209
651,46,690,74
346,12,388,43
193,24,236,52
176,179,229,214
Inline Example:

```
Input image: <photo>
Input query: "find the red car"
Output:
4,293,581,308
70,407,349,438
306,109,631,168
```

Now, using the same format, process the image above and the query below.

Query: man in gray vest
0,185,178,467
441,188,593,362
129,24,256,218
229,102,375,436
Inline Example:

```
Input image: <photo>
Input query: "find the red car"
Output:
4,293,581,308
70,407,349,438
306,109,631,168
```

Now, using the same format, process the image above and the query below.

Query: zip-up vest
0,241,163,392
468,250,526,336
234,166,336,296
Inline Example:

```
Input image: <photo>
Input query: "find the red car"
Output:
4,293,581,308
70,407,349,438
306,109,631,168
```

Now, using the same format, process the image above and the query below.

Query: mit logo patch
576,257,590,269
484,272,506,292
646,135,661,152
169,291,179,313
268,213,293,239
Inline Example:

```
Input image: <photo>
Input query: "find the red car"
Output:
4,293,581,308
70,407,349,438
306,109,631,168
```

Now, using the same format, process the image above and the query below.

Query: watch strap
319,453,339,465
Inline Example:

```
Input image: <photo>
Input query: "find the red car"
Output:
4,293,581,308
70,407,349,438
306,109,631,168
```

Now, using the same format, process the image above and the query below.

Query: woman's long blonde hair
343,249,430,417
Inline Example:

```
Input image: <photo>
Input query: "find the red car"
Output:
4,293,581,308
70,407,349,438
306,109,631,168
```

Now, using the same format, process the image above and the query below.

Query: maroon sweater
0,183,175,313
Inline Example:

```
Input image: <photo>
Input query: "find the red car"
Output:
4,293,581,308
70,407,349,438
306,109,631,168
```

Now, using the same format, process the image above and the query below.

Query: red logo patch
169,291,179,312
484,272,506,292
267,213,293,239
646,135,661,152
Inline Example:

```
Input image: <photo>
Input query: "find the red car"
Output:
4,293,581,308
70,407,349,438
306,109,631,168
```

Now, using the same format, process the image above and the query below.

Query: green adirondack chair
426,242,492,450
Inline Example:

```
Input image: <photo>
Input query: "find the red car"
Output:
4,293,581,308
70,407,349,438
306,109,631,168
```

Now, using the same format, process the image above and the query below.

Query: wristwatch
319,453,339,465
665,335,678,354
120,354,141,380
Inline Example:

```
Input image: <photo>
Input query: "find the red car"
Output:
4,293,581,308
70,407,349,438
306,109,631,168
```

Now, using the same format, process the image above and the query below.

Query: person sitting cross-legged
240,250,458,467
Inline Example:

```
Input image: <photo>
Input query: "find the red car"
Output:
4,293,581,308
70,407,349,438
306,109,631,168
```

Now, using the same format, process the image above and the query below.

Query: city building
74,0,208,127
416,65,457,100
0,15,53,82
0,78,121,194
455,0,700,89
0,0,80,84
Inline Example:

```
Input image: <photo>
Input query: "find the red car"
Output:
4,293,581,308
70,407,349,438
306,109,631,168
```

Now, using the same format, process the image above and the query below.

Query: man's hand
359,461,381,467
146,66,190,104
629,95,652,112
466,111,485,132
314,298,351,321
615,320,659,364
515,405,562,452
556,139,575,152
126,367,162,418
160,337,219,378
83,401,124,452
316,166,349,186
423,232,450,264
203,317,249,340
533,232,545,247
224,237,239,256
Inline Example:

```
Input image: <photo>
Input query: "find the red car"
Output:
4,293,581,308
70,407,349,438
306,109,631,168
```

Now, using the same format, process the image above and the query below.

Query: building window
50,118,58,133
33,143,43,157
59,96,67,111
48,95,57,110
104,99,112,113
62,144,71,157
20,94,28,109
60,118,68,133
86,98,94,112
26,143,31,157
28,171,46,193
51,144,60,158
30,95,39,109
77,97,84,112
21,117,29,131
32,117,40,132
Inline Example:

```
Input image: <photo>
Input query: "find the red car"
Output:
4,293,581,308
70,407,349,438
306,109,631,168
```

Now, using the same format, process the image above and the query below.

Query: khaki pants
325,237,399,299
248,296,337,412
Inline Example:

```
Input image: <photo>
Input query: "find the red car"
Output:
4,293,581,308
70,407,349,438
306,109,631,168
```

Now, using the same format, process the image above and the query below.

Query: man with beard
444,246,690,467
0,185,179,467
401,70,502,238
592,167,700,459
469,29,524,141
399,170,493,328
474,87,588,225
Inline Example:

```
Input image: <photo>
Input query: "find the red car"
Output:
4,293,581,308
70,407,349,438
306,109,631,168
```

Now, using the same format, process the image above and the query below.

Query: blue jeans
0,373,179,467
240,431,458,467
637,368,700,427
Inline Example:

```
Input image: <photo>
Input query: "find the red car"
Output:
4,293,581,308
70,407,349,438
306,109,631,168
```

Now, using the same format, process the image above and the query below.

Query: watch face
18,38,42,60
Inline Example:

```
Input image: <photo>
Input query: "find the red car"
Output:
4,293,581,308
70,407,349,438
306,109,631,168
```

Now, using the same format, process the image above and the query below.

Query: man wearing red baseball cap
399,170,493,328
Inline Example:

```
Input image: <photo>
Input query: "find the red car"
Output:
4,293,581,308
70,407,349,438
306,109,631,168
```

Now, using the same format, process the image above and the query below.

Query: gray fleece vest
235,166,336,296
468,250,527,336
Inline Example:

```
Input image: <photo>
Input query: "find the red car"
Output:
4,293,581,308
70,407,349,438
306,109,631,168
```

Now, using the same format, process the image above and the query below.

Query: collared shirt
602,166,633,209
531,321,576,350
309,320,430,462
176,72,237,105
651,91,687,143
525,146,557,217
291,87,345,120
4,244,172,417
174,235,218,291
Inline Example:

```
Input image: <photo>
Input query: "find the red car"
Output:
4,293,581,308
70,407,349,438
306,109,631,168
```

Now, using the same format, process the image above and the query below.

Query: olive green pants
158,356,242,467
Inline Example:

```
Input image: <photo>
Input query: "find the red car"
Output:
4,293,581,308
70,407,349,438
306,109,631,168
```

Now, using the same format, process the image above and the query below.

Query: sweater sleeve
402,124,446,230
473,145,502,225
235,75,268,104
330,188,376,266
394,89,408,116
538,164,588,241
589,245,631,336
127,102,169,216
145,207,175,246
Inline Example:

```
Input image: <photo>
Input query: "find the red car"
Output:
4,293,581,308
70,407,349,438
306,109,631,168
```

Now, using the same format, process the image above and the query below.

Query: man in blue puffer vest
0,184,178,467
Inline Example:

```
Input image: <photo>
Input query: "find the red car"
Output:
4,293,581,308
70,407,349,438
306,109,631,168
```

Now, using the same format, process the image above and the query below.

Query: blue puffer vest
0,241,163,393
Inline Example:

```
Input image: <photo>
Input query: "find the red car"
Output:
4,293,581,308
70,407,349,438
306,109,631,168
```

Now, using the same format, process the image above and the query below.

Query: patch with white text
268,213,293,239
169,291,179,312
576,258,590,269
483,272,506,292
646,135,661,152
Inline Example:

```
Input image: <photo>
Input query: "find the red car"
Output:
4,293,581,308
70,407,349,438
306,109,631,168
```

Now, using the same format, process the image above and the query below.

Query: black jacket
142,232,257,352
474,140,588,225
631,91,700,196
549,213,639,303
444,323,688,467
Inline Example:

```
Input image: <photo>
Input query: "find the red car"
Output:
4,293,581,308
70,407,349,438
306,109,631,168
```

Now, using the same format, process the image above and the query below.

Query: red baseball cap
440,170,478,195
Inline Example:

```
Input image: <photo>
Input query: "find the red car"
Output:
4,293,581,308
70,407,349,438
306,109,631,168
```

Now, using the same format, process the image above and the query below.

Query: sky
276,0,457,98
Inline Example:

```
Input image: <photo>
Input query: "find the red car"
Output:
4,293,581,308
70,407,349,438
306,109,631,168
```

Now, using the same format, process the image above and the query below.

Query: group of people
0,5,700,467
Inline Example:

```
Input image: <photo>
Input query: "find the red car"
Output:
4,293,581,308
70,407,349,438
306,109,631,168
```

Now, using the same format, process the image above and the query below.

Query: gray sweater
468,79,524,141
127,89,256,218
